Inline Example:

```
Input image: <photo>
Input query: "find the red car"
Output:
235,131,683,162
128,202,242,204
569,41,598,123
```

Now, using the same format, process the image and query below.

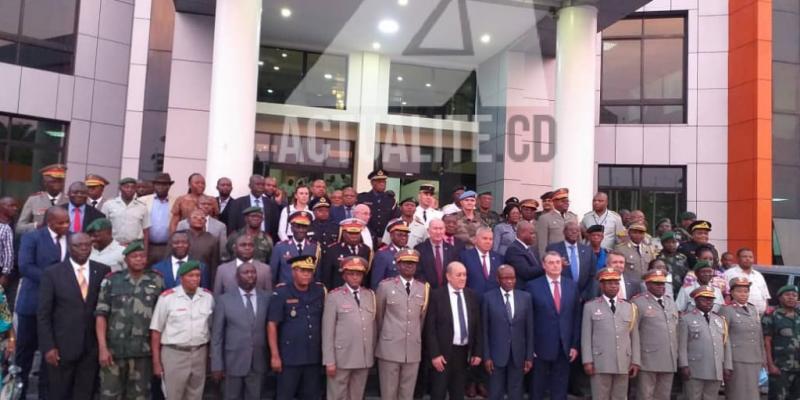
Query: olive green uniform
762,307,800,400
226,229,273,264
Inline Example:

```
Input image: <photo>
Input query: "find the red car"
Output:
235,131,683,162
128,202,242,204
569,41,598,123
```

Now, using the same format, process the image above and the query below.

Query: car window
763,273,790,307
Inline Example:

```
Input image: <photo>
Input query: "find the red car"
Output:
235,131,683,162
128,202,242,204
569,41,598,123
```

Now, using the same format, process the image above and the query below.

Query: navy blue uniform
357,190,398,245
321,242,372,289
269,239,321,286
370,245,403,289
268,282,326,400
309,219,339,250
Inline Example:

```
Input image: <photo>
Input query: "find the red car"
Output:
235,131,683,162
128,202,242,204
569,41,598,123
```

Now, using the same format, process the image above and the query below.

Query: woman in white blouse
277,185,313,241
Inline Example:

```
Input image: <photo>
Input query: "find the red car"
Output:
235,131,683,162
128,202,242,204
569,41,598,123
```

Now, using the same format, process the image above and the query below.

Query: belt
164,344,207,352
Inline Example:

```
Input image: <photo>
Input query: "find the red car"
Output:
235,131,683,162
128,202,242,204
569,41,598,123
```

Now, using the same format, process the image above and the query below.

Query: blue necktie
456,291,468,345
569,245,579,281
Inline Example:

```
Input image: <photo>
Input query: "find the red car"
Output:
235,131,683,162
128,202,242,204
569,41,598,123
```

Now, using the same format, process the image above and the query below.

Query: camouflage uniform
658,251,689,297
226,228,273,264
95,269,164,400
478,209,501,229
453,211,489,246
762,307,800,400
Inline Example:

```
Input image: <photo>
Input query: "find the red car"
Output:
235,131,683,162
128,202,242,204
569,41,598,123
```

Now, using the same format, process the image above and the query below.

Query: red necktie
73,207,82,232
481,253,489,279
552,280,561,313
434,245,443,286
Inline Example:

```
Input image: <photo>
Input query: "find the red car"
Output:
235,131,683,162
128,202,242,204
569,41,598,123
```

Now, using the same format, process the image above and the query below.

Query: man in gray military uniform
16,164,69,235
678,285,733,400
614,223,656,276
632,269,679,400
322,256,376,400
536,188,578,255
581,267,640,400
375,249,429,400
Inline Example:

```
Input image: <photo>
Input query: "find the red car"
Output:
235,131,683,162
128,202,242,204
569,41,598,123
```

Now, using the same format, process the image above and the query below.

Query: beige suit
678,309,733,400
719,303,765,400
581,296,640,400
16,192,67,235
614,240,656,277
375,277,429,400
322,285,376,400
632,293,679,400
536,209,578,255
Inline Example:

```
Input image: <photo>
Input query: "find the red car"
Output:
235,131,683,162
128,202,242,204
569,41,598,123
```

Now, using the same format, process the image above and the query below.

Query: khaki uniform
101,197,150,245
632,293,679,400
322,285,376,400
719,303,765,400
614,240,656,277
90,240,127,272
581,297,640,400
16,192,67,235
536,209,578,256
150,286,215,400
375,277,429,400
678,309,733,400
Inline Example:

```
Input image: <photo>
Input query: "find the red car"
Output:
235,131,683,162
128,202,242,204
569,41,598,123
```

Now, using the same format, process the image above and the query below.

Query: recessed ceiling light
396,76,403,81
258,61,264,67
398,0,408,5
281,52,288,58
401,101,407,105
480,34,491,44
378,19,399,34
280,7,292,18
425,82,432,87
324,73,333,80
273,66,280,71
372,42,381,50
267,89,274,93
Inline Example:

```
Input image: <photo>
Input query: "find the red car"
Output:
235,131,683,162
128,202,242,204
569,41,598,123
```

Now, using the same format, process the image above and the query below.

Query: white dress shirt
49,228,67,261
448,284,469,345
501,288,515,319
171,256,188,279
239,287,257,314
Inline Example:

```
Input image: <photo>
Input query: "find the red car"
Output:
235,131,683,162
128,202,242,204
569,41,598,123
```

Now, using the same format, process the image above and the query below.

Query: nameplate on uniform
286,299,299,304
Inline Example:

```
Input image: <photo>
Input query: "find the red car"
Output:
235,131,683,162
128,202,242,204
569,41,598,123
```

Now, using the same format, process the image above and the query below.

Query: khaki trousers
326,368,369,400
378,359,420,400
161,345,208,400
590,373,629,400
637,370,674,400
684,378,721,400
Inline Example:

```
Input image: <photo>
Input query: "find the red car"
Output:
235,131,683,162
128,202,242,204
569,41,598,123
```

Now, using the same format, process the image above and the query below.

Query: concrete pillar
205,0,261,197
352,52,387,193
552,3,597,215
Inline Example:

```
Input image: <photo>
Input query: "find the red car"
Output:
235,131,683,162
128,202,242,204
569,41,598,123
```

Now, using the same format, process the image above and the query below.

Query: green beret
778,285,799,297
122,240,145,256
242,206,263,216
680,211,697,221
85,218,112,232
177,260,201,276
693,259,712,271
119,177,137,185
660,231,678,242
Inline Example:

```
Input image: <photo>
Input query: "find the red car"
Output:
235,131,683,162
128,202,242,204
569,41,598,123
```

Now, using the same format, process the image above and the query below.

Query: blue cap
459,190,477,201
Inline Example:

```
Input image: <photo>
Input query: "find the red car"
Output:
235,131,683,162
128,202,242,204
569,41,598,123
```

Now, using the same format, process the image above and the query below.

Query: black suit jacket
503,240,543,288
545,241,596,301
424,286,482,363
217,196,232,226
60,203,105,233
225,194,282,242
414,240,461,289
37,260,110,361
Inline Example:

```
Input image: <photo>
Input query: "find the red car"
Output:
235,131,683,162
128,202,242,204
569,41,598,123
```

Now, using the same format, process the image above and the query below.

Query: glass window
253,132,354,176
388,63,477,121
601,14,686,124
0,0,78,73
257,46,347,110
773,4,800,221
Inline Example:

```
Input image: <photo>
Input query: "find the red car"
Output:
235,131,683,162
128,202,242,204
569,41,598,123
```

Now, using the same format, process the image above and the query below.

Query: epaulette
631,293,644,299
104,271,115,278
150,269,163,276
275,283,287,288
160,288,175,296
327,242,339,248
203,288,212,294
280,239,292,244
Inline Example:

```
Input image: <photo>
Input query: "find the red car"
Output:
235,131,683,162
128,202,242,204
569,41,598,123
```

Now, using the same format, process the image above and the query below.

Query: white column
206,0,261,198
552,3,597,216
352,52,388,193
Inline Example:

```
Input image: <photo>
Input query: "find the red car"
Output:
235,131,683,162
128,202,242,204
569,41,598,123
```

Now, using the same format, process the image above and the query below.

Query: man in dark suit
482,265,533,400
226,175,282,242
461,227,504,297
357,169,399,247
329,187,357,224
38,232,110,399
216,177,233,226
61,182,105,233
151,230,211,289
503,221,543,288
320,218,372,289
442,213,467,252
415,219,461,289
546,221,596,301
17,206,70,399
211,262,270,400
424,261,482,400
525,251,582,400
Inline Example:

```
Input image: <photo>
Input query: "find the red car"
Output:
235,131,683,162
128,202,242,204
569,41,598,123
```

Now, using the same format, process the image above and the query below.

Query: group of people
0,163,796,400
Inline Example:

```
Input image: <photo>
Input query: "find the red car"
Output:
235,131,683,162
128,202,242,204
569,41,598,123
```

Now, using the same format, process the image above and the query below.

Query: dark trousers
430,345,468,400
17,313,47,399
530,350,570,400
47,349,98,400
276,365,321,400
488,363,524,400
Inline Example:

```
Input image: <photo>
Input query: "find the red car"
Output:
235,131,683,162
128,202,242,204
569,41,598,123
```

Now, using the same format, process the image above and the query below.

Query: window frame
599,11,688,124
597,164,687,229
387,62,478,121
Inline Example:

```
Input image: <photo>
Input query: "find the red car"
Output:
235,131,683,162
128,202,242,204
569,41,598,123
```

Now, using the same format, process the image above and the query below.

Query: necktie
296,241,303,253
552,280,561,313
55,235,63,261
635,245,641,255
349,246,356,255
423,210,427,222
568,245,579,281
455,291,468,344
91,200,98,207
353,289,360,307
703,312,710,323
176,260,185,279
657,298,664,309
245,293,255,318
50,197,56,206
742,305,749,314
76,265,88,300
345,207,352,219
405,281,411,296
481,253,489,279
504,292,513,320
609,298,616,314
434,245,443,286
73,207,82,232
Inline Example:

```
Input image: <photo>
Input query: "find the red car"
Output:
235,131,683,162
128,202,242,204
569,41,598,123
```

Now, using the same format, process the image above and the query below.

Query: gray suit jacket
213,260,272,295
718,303,765,364
210,289,270,376
632,293,679,372
581,297,641,374
678,310,733,381
375,277,429,363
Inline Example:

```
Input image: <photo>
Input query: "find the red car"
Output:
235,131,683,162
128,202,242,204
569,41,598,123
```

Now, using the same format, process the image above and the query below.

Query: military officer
383,197,426,249
322,256,376,400
762,284,800,400
632,269,679,400
414,184,443,227
270,210,321,285
581,267,640,400
226,206,274,262
536,188,578,255
477,191,501,228
310,196,339,249
371,219,410,288
676,260,724,313
673,211,696,243
518,198,539,224
719,277,765,400
321,218,373,289
96,240,165,400
375,249,429,400
150,260,215,400
657,231,690,298
16,163,68,235
267,255,326,400
87,218,127,272
614,223,656,276
678,220,719,267
678,286,733,400
357,169,399,246
86,173,110,209
453,190,489,245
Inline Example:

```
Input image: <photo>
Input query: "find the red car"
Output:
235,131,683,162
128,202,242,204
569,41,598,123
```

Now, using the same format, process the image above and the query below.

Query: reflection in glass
257,46,347,110
601,41,641,100
0,0,77,73
388,63,476,121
